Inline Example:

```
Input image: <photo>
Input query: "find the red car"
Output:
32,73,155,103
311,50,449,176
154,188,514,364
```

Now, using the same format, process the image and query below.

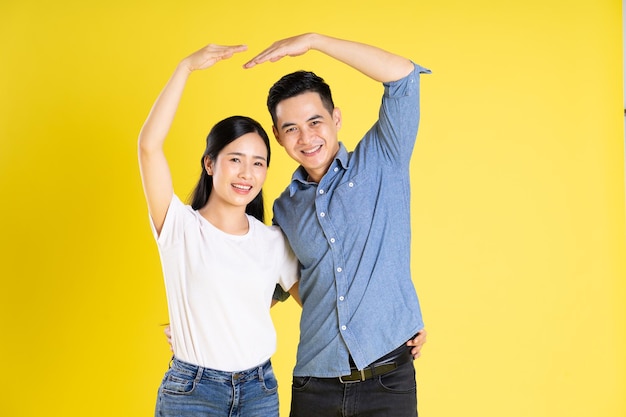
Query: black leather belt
339,345,413,383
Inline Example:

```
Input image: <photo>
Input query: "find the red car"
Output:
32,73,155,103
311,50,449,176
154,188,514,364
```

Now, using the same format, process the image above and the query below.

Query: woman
138,43,300,417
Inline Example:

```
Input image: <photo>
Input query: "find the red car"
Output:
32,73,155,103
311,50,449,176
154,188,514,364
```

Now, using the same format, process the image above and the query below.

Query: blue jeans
289,347,418,417
155,357,279,417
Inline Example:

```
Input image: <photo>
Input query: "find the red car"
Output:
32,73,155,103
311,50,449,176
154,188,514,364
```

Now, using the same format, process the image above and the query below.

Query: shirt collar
287,143,350,197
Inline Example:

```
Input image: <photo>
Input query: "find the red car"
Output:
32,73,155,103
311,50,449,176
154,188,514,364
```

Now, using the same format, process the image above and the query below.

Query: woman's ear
204,156,213,175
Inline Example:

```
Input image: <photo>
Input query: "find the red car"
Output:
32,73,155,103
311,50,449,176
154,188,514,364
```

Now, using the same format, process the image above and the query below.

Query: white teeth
233,184,252,190
303,145,322,155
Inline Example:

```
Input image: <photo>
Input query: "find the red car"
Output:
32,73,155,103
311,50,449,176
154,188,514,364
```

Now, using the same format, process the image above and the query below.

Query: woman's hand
183,43,248,72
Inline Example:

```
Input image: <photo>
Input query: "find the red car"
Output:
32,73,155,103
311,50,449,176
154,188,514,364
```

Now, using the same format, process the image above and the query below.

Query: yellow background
1,1,624,416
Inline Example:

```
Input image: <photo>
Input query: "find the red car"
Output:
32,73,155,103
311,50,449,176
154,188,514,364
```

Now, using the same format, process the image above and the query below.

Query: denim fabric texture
289,356,417,417
155,357,278,417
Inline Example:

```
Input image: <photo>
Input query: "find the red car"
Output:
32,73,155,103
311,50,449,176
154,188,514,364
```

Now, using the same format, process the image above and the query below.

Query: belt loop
258,363,264,383
194,364,203,385
360,369,366,381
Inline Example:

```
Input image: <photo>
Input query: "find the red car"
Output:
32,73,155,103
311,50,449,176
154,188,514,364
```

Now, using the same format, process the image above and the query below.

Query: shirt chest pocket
330,172,375,226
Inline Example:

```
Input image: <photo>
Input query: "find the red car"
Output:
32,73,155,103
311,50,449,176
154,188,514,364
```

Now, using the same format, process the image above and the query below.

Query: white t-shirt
151,195,299,371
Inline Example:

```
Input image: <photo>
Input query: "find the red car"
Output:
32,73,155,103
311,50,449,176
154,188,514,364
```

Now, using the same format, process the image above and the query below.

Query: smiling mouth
302,145,322,155
232,184,252,191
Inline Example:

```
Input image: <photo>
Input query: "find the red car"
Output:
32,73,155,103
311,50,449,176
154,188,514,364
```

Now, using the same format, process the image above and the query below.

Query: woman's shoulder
248,217,287,242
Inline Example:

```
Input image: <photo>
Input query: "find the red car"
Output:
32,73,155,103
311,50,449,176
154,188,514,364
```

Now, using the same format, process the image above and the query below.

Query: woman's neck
198,202,249,235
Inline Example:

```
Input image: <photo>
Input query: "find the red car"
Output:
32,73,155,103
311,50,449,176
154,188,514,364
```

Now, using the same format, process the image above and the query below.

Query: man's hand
406,329,427,359
243,33,314,69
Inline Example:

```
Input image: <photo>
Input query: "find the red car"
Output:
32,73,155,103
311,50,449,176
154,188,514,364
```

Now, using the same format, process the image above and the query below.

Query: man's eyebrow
280,114,324,130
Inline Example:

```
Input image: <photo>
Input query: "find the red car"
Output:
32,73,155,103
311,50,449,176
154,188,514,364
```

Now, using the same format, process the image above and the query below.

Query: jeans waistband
170,357,271,383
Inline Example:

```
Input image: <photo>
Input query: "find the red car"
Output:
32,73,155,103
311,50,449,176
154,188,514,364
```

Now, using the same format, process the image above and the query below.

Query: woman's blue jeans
155,357,279,417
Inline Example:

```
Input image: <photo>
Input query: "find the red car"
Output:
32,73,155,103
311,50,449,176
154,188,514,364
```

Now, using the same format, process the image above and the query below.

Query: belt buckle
339,369,366,384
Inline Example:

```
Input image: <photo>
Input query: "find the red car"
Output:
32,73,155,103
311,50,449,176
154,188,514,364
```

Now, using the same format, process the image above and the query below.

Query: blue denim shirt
273,63,430,377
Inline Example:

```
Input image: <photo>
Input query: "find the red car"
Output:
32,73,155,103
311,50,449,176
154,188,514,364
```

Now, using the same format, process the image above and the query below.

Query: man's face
272,92,341,183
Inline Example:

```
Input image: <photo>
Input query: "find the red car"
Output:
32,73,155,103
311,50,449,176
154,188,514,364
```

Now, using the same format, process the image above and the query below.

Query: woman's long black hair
189,115,271,223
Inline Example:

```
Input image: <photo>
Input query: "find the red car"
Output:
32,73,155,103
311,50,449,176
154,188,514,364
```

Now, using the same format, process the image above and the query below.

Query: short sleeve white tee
150,195,299,371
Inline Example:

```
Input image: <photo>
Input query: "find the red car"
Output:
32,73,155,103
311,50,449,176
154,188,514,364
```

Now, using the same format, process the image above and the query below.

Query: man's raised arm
243,33,414,83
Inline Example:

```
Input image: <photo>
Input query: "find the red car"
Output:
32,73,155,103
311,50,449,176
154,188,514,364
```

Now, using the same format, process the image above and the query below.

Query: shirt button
337,267,342,273
319,189,324,194
341,325,347,331
320,212,326,217
330,238,336,243
349,182,354,187
339,296,345,301
334,167,339,172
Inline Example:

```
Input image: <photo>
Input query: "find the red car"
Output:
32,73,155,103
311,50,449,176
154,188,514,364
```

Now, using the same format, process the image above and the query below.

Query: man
243,33,430,416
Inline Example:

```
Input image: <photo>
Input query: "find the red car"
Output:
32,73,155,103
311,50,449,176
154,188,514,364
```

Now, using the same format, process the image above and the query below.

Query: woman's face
205,132,268,210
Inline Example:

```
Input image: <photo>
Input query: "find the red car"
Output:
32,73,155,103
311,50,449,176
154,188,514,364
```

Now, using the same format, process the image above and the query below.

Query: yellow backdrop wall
1,1,624,416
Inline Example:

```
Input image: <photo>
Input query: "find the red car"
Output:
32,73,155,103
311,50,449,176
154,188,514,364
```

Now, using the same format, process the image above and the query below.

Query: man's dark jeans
289,358,418,417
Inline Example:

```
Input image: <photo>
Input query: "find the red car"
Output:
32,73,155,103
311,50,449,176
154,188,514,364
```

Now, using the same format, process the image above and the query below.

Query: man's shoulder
272,185,294,222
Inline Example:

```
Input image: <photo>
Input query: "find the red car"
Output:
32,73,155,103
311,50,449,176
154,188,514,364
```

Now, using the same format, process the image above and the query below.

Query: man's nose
299,126,314,143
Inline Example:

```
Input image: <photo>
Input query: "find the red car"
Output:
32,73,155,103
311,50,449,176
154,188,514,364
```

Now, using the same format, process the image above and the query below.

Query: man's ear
272,125,283,146
333,107,342,130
